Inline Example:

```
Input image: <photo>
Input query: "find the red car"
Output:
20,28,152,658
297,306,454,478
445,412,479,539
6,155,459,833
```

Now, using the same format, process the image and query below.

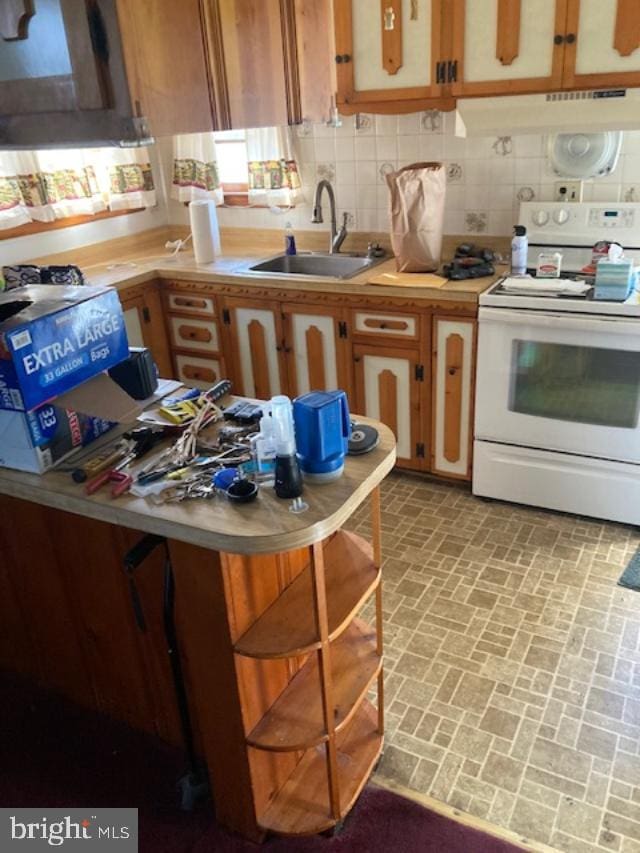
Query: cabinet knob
565,33,576,44
354,356,361,363
554,34,564,44
335,53,351,63
448,367,457,376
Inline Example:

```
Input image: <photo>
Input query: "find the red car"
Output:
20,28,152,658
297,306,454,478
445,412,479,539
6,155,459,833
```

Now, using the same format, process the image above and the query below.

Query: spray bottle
271,395,303,499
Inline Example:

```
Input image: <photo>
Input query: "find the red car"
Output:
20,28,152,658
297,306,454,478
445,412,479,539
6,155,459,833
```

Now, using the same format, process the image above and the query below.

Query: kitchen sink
247,251,386,280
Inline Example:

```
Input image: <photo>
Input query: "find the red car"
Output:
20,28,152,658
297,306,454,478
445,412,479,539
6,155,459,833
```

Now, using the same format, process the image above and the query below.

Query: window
213,130,249,205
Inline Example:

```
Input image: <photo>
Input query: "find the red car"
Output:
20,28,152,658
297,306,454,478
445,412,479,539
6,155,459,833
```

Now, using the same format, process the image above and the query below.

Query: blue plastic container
293,390,351,481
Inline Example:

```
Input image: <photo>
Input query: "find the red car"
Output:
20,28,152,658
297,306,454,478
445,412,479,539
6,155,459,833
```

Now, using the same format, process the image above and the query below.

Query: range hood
455,89,640,137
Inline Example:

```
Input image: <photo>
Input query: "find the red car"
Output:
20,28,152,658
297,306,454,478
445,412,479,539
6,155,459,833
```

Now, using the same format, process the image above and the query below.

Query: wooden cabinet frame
450,0,569,96
333,0,450,111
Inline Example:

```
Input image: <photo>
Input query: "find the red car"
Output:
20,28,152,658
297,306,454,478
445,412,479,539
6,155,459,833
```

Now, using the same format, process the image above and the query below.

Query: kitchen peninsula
0,413,395,841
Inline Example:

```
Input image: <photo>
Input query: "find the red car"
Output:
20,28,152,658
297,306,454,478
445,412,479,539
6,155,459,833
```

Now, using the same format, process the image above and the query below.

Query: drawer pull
179,324,212,343
182,365,217,382
364,317,409,331
174,297,208,309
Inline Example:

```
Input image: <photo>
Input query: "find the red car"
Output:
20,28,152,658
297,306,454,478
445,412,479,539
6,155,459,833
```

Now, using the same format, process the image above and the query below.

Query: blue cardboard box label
2,289,129,412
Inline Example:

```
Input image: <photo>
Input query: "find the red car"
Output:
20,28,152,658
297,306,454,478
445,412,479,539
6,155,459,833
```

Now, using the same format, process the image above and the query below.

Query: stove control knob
553,208,570,225
532,210,550,227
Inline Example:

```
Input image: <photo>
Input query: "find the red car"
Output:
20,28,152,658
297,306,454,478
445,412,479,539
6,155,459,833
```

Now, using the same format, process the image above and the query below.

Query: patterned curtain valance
247,159,301,193
0,147,156,231
171,134,223,205
245,127,302,206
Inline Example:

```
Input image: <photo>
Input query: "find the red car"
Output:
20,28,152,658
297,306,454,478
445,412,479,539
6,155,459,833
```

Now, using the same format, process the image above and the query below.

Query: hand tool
85,453,136,497
70,440,129,483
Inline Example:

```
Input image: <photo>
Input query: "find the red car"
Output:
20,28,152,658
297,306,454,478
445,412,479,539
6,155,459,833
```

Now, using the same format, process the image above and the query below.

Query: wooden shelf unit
235,488,385,838
257,700,382,836
234,530,380,659
247,618,381,752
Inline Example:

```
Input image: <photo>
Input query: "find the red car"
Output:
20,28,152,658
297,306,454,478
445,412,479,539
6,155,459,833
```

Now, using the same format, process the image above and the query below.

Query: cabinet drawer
167,293,216,316
169,316,219,352
353,311,419,339
174,354,224,390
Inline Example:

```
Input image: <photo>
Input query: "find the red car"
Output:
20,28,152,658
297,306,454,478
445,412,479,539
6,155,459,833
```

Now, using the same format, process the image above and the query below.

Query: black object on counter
274,453,303,499
443,244,495,280
227,479,259,503
108,347,158,400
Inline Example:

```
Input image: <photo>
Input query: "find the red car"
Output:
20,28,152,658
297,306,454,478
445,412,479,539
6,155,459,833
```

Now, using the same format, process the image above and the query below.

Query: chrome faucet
311,179,348,253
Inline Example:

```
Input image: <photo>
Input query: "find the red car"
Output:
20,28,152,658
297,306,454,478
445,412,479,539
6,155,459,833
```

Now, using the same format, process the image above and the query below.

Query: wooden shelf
234,531,379,659
257,699,382,836
247,618,381,752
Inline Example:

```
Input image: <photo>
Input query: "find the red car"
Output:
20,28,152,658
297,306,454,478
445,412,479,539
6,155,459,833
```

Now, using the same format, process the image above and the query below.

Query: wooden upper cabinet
562,0,640,89
451,0,568,96
201,0,333,129
116,0,214,135
334,0,447,113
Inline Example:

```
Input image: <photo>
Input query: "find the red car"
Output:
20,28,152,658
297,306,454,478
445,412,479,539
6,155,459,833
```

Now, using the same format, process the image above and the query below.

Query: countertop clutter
26,227,504,304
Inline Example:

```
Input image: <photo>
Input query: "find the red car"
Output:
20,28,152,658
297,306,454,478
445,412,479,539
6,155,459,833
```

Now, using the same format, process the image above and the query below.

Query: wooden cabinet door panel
334,0,443,107
432,317,475,480
353,344,422,469
282,306,351,399
175,354,224,390
122,297,146,349
121,289,172,379
452,0,568,96
562,0,640,89
223,300,285,399
169,316,220,353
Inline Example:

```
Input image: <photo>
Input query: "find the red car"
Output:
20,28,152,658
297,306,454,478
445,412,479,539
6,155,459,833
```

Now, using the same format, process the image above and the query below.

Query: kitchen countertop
0,412,396,555
27,227,505,304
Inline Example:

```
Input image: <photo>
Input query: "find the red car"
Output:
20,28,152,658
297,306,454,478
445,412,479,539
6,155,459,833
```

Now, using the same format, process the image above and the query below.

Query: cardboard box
0,403,116,474
0,284,129,412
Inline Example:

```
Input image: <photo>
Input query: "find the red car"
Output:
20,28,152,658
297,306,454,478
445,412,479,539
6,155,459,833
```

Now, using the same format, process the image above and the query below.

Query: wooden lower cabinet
353,343,424,470
143,281,477,480
431,316,476,480
282,304,351,398
221,298,286,399
119,283,172,378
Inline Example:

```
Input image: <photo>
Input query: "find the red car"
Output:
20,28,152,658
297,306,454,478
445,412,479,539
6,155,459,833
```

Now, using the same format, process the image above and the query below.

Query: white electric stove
473,201,640,526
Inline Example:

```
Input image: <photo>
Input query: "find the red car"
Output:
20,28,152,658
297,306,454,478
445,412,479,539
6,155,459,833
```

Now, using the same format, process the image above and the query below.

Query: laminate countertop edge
0,424,397,556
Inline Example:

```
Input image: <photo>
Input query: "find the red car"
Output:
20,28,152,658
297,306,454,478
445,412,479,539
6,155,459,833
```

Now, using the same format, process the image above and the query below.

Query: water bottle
511,225,528,276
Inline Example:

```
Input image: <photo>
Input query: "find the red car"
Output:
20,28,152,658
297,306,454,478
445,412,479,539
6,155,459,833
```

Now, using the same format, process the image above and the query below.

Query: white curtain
0,146,157,230
246,126,302,206
171,133,223,205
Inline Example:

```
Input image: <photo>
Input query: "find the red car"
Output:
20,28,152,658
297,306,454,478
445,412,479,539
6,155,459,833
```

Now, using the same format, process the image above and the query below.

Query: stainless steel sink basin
248,251,386,280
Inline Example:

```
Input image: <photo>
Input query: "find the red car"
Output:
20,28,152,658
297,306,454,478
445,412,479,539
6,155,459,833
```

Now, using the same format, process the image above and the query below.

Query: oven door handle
479,307,640,335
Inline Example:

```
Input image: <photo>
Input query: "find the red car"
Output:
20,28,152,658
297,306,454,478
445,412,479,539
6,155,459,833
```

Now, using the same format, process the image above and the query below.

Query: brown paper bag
386,162,446,273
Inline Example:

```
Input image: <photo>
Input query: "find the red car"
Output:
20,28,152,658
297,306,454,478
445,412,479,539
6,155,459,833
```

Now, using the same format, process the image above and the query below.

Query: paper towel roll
190,200,221,264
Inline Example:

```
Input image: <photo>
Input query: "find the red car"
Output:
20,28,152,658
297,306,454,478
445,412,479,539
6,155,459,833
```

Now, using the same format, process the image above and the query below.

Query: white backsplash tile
354,136,376,161
207,111,635,238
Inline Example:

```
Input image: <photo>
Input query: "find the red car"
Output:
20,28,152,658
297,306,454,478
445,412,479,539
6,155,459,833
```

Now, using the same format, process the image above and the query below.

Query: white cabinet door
283,309,343,397
563,0,640,89
432,317,475,480
334,0,443,107
123,304,145,349
452,0,566,96
353,344,422,469
224,301,284,400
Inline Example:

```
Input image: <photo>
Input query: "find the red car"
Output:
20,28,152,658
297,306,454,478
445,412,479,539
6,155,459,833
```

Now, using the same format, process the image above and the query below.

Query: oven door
475,307,640,463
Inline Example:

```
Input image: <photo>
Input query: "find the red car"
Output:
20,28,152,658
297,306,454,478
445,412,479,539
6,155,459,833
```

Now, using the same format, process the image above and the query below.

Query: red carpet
0,673,522,852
